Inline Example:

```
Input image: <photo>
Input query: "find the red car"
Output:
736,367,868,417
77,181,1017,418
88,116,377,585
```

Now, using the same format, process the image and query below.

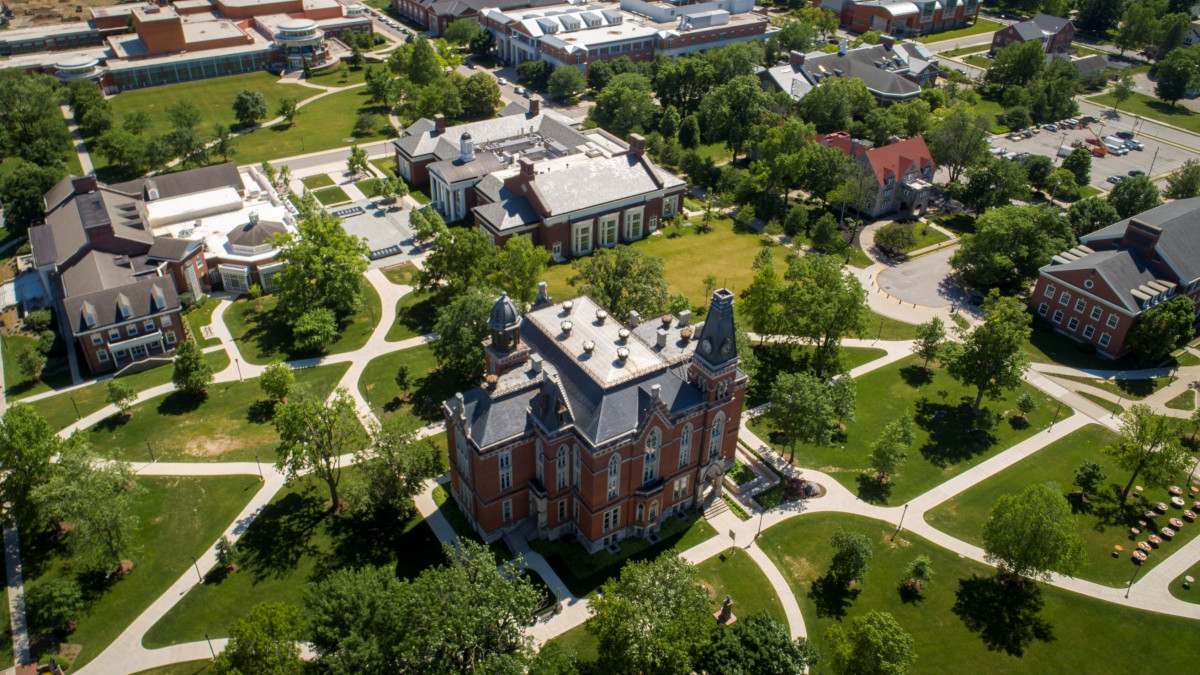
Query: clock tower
691,288,739,402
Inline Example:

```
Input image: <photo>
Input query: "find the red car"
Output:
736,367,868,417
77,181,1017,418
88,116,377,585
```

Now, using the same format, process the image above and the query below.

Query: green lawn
924,424,1198,588
941,44,990,57
231,87,397,166
727,460,757,486
355,177,382,197
1079,390,1123,415
131,663,211,675
142,471,446,648
223,282,381,365
695,547,787,623
185,297,221,348
382,262,418,286
305,65,371,87
27,351,230,432
1049,373,1174,400
1023,326,1142,371
107,72,315,137
694,142,734,164
968,99,1005,128
859,311,920,341
357,344,471,424
918,18,1003,43
747,354,1067,504
26,475,259,670
529,509,717,597
1076,185,1103,200
747,343,886,407
548,623,598,663
905,223,953,252
963,54,993,68
540,219,791,312
301,173,335,189
1169,561,1200,603
1166,390,1196,411
1089,92,1200,135
2,333,72,400
369,157,432,204
761,512,1200,672
388,289,437,341
312,185,352,205
1071,43,1105,56
87,362,350,463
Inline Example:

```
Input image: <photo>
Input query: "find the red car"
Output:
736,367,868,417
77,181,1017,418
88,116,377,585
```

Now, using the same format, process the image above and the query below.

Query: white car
497,77,508,85
1107,174,1125,184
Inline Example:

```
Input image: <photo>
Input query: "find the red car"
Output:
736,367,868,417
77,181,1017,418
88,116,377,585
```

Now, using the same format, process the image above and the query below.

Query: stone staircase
702,491,729,520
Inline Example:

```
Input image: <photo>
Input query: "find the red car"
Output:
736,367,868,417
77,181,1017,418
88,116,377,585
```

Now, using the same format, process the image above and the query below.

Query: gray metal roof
530,154,685,215
800,45,922,98
1083,198,1200,284
394,110,584,161
147,236,201,261
1031,12,1071,35
473,191,539,231
60,252,181,333
429,152,507,185
109,162,243,200
1046,248,1160,313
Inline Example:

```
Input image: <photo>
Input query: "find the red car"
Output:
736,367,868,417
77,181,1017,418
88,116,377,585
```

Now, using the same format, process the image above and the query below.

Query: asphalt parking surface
875,246,968,309
987,117,1200,192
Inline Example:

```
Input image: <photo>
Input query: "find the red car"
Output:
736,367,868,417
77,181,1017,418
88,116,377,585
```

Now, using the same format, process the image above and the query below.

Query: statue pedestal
714,609,737,626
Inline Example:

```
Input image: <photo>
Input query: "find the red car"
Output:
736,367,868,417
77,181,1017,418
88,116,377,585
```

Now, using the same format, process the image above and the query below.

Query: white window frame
603,506,620,532
165,332,178,345
556,447,568,490
1059,291,1071,306
1067,317,1079,332
1074,299,1087,313
679,424,692,467
1082,325,1095,339
1044,283,1056,297
558,499,566,522
91,334,103,345
607,454,620,500
573,220,593,255
573,446,581,488
144,319,157,331
672,475,689,501
499,449,512,491
599,214,618,247
457,432,470,478
127,323,138,336
648,501,658,522
1052,310,1064,324
1037,302,1048,316
1106,314,1119,328
623,209,643,240
97,349,109,362
502,499,512,522
1090,307,1103,321
662,195,678,218
1099,332,1112,347
109,328,121,341
643,429,660,484
709,412,725,458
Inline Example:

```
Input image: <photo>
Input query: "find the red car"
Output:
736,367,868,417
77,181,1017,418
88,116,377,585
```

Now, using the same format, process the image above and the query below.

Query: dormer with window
81,301,97,329
116,293,133,320
151,285,166,312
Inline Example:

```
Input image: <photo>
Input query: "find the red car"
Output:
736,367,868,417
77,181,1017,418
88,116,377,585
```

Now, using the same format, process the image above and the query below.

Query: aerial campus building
0,0,372,91
444,285,745,553
814,0,981,38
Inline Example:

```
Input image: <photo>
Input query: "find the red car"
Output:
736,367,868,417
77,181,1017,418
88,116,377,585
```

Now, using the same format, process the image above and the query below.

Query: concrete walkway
59,104,94,176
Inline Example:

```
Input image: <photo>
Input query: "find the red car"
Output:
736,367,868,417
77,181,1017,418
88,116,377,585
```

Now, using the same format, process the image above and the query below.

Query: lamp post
891,503,908,542
1126,561,1143,598
205,633,216,660
71,396,81,421
1049,401,1064,430
235,358,243,382
875,317,884,343
756,506,765,540
191,556,202,583
256,454,264,482
1113,396,1123,418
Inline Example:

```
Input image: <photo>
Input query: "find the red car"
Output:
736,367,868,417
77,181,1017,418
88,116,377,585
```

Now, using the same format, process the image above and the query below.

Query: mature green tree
699,75,772,163
172,339,214,397
0,71,72,166
798,77,874,134
432,285,499,381
15,347,45,384
293,307,340,352
106,379,137,418
0,405,64,526
697,612,817,675
212,603,306,675
346,143,370,177
825,611,916,675
658,105,682,140
1107,174,1162,219
462,72,502,117
79,105,112,139
1076,0,1124,34
914,317,945,369
1127,295,1194,361
1165,159,1200,199
983,482,1087,581
95,129,147,173
348,413,442,519
587,58,615,92
547,66,587,102
828,528,873,585
33,443,143,572
568,245,669,319
951,205,1073,290
927,106,991,183
1073,460,1107,501
868,413,915,481
589,73,657,138
678,115,701,149
768,371,836,462
986,40,1046,87
123,110,151,135
1115,2,1160,55
902,555,934,595
1155,47,1200,106
211,122,237,163
1046,168,1080,201
166,100,201,131
443,18,481,45
589,555,712,675
274,211,370,321
1023,155,1056,192
276,96,301,126
260,363,295,402
1107,404,1189,505
952,155,1029,213
0,161,65,233
743,262,782,335
1155,12,1193,58
274,387,360,511
517,59,552,90
418,225,498,297
945,294,1032,413
778,254,868,375
494,235,551,306
306,565,406,673
798,143,852,208
469,27,494,56
1065,198,1118,240
233,89,268,127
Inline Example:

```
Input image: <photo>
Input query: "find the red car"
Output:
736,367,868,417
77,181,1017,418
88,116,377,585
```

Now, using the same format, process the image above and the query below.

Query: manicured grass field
142,471,446,648
223,282,381,365
185,297,221,348
550,623,599,663
941,44,990,57
860,311,921,341
305,65,371,87
968,99,1005,128
1050,373,1174,400
1166,390,1196,411
694,142,734,164
1089,92,1200,135
369,157,433,204
747,354,1066,503
694,547,787,623
539,219,791,311
388,288,438,342
1169,561,1200,603
87,363,350,463
107,72,315,137
918,18,1003,43
923,424,1194,588
1079,390,1123,415
357,344,472,424
301,173,335,189
1076,185,1103,199
529,509,717,597
26,475,260,670
27,350,230,432
905,223,953,252
760,512,1200,672
131,663,211,675
382,262,418,286
1,333,71,400
312,185,352,205
1022,327,1142,371
963,54,993,68
231,87,396,165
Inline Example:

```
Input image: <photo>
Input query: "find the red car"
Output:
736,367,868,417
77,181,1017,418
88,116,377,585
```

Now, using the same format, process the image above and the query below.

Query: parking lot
985,115,1200,193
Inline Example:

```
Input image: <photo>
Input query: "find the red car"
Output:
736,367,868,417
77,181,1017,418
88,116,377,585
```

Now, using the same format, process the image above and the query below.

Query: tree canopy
274,211,370,322
982,482,1087,581
950,205,1074,291
824,611,916,675
945,293,1032,413
568,245,670,320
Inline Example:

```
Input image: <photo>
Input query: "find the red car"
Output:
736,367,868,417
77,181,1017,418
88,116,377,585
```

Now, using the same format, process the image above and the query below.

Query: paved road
875,246,965,309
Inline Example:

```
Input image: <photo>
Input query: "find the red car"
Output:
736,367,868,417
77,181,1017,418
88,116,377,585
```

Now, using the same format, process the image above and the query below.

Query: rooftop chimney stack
519,156,536,178
629,133,646,157
838,37,847,55
628,310,640,327
656,329,668,348
651,383,662,401
71,176,97,195
788,50,805,67
528,96,541,117
678,310,691,327
434,114,446,135
530,354,543,373
880,34,895,50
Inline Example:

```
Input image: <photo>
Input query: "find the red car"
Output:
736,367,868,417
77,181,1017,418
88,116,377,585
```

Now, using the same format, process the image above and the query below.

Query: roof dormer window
116,293,133,319
81,301,97,328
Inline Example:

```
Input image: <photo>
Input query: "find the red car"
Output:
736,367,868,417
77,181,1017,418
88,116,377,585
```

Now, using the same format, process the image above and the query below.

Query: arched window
607,454,620,499
679,424,692,468
709,412,725,459
556,447,568,490
643,429,660,484
573,445,581,488
456,431,470,478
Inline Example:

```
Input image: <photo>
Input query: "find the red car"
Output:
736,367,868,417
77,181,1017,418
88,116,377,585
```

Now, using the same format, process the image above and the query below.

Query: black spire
694,288,737,368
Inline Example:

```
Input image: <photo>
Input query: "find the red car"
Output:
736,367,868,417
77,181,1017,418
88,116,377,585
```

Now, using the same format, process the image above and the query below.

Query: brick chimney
528,96,540,117
520,156,535,178
71,176,97,195
880,34,895,50
628,133,645,156
434,114,446,135
788,50,805,67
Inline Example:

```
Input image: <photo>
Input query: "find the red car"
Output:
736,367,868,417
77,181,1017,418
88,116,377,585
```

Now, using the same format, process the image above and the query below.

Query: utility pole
1148,147,1160,177
192,555,203,582
71,396,80,421
891,503,909,542
1049,401,1064,430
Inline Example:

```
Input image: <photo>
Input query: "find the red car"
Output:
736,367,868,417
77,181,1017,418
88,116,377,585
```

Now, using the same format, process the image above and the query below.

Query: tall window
649,501,658,522
600,215,618,247
679,424,692,467
643,429,660,484
556,447,568,490
709,412,725,459
573,445,581,488
672,475,689,500
603,506,621,531
624,210,643,240
456,432,470,479
607,454,620,500
573,221,593,255
536,440,544,484
502,499,512,522
499,449,512,491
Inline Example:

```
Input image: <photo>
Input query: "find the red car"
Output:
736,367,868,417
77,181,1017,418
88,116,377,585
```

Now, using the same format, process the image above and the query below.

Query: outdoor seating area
1130,487,1193,565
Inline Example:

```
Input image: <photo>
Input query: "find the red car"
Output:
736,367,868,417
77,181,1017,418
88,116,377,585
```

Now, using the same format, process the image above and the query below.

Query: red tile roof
817,133,935,186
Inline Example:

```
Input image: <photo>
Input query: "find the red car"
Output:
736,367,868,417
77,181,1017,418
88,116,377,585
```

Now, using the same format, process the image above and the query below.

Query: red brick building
1030,199,1200,359
444,286,745,553
990,13,1073,54
816,0,981,38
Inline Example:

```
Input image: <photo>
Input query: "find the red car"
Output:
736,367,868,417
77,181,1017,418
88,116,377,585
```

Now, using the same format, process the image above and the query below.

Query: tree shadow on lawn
808,573,860,620
394,292,438,338
914,397,1012,468
156,390,209,416
745,342,816,408
233,484,326,583
1087,484,1150,534
953,575,1055,656
855,473,894,505
321,506,447,580
899,364,934,388
246,399,276,425
409,368,474,424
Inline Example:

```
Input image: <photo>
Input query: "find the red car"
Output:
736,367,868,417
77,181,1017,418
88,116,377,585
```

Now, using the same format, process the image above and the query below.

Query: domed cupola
489,291,522,352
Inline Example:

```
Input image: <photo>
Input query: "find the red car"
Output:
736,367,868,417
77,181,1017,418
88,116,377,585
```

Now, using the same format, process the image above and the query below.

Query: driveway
875,246,967,309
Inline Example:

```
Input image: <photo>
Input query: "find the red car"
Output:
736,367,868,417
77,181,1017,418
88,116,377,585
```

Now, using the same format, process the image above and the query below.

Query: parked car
1127,140,1144,150
1064,118,1080,128
497,77,508,85
1116,131,1135,139
514,86,525,95
1128,170,1146,176
1082,115,1100,124
1086,137,1102,146
1108,174,1125,184
1043,123,1059,132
